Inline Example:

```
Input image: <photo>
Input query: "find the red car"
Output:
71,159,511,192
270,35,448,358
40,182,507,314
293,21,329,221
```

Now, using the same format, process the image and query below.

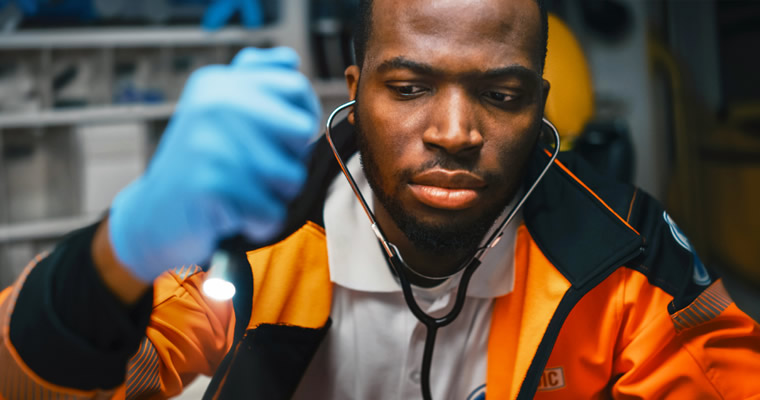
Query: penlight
202,250,237,301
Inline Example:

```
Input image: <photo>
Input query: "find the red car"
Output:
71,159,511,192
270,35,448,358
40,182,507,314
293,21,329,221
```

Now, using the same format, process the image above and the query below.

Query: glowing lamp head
202,277,236,301
202,250,237,301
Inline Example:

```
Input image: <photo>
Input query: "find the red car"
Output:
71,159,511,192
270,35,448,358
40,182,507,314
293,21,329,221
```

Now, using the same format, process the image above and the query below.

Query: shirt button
409,369,421,384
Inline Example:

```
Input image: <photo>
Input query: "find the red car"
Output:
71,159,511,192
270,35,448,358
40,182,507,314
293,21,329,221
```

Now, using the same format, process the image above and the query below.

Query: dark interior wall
717,1,760,108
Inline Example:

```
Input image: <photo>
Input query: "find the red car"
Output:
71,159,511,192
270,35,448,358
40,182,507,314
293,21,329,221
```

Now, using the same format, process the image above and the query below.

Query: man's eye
484,91,517,103
391,85,426,97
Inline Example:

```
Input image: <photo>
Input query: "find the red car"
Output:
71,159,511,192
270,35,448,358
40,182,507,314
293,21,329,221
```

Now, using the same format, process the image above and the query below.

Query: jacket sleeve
0,222,235,399
120,267,235,399
610,274,760,399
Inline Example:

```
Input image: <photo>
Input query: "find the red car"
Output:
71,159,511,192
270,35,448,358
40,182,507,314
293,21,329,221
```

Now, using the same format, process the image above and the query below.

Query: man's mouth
408,169,487,210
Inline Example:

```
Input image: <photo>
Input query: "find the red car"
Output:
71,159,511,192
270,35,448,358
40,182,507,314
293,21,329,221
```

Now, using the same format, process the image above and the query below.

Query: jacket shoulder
525,150,715,310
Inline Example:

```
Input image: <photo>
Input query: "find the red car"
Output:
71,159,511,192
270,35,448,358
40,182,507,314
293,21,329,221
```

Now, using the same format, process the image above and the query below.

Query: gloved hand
108,47,321,282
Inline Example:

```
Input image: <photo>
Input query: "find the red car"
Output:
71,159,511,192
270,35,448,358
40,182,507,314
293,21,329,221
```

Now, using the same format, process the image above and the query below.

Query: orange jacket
1,120,759,399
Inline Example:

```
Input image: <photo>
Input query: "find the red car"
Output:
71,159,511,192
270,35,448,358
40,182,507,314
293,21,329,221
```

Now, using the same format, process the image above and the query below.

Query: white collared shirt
293,154,520,400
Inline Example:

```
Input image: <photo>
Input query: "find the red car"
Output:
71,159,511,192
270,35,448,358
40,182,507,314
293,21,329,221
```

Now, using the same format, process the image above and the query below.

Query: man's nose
422,90,484,156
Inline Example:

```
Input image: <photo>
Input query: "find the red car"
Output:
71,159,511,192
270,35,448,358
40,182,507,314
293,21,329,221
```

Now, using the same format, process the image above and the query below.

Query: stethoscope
324,99,562,400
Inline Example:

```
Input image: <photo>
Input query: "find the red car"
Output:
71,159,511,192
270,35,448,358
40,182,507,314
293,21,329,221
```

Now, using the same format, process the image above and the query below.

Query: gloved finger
196,163,288,226
245,145,307,201
250,68,322,124
203,113,309,198
231,46,300,70
183,114,309,201
242,101,320,158
192,87,318,158
174,89,317,161
182,64,320,123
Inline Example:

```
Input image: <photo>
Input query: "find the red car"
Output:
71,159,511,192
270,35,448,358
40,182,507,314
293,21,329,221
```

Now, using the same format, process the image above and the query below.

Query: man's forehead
373,0,537,26
366,0,542,73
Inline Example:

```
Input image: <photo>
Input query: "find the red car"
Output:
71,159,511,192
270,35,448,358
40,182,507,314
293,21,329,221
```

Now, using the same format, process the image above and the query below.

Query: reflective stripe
126,338,162,399
671,280,731,332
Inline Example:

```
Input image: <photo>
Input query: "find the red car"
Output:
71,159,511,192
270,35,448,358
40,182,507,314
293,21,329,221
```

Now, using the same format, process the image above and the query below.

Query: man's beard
354,110,513,256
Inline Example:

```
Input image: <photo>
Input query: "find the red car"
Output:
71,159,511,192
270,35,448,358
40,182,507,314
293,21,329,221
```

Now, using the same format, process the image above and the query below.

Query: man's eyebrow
473,65,542,84
375,56,541,84
375,57,440,76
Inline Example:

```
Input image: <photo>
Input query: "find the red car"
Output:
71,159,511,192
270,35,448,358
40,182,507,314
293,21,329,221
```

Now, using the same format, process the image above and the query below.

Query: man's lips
408,169,486,210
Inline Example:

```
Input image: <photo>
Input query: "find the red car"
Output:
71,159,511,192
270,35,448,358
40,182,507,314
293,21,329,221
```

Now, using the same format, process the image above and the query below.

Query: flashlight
202,250,237,300
202,237,249,301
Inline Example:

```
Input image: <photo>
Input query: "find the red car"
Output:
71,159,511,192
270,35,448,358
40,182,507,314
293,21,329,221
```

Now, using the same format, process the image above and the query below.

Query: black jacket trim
9,222,154,390
522,147,715,309
203,247,255,398
522,148,644,288
204,322,331,400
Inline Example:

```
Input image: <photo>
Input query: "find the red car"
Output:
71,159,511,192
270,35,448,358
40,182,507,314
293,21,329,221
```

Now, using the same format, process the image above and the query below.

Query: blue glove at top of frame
202,0,263,31
108,47,322,282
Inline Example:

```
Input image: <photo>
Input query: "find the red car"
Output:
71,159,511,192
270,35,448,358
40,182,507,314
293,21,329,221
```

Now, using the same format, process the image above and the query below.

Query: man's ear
344,65,360,125
541,79,551,110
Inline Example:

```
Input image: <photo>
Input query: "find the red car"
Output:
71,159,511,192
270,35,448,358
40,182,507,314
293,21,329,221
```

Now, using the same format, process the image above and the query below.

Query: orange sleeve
118,267,236,399
611,274,760,399
0,257,234,400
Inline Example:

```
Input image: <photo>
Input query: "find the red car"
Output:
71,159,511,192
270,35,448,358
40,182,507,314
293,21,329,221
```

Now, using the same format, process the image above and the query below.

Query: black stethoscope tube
326,100,561,400
389,254,481,400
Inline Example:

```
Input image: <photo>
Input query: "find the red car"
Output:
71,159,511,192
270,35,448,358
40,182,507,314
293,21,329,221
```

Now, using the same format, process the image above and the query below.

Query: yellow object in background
543,14,595,150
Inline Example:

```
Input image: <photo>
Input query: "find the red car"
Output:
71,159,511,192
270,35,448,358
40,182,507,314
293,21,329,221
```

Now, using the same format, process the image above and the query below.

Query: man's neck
373,197,471,288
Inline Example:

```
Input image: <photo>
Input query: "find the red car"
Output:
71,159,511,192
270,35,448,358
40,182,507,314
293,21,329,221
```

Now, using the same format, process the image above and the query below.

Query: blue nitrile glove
108,47,321,282
202,0,262,31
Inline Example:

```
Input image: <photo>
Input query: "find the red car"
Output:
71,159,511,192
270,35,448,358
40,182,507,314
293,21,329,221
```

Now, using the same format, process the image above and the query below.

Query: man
1,0,759,398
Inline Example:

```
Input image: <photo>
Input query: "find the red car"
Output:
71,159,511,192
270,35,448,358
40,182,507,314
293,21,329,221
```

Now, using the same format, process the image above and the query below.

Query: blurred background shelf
0,103,176,128
0,213,100,243
0,26,281,49
0,78,346,129
0,0,355,289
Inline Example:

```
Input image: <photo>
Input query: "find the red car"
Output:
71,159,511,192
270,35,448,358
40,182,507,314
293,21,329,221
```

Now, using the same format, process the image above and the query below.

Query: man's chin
390,213,496,254
379,191,509,254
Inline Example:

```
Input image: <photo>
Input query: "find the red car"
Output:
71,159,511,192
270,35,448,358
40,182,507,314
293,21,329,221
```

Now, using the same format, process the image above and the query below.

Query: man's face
346,0,547,253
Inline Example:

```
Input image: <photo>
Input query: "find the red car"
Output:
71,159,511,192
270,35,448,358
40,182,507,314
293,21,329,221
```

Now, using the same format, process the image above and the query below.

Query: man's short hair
352,0,549,72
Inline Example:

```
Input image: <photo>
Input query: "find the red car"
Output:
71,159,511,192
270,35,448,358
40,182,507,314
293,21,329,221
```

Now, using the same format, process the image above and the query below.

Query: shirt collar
323,153,517,299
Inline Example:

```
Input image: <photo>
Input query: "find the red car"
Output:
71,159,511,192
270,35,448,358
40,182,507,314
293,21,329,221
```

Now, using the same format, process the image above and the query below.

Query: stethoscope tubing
325,99,561,400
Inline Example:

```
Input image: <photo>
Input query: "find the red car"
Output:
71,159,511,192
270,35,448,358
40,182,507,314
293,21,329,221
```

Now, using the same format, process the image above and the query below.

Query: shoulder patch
663,212,711,286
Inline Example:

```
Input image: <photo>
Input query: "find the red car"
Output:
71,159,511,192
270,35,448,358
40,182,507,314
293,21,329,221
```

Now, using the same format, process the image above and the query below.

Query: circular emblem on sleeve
466,384,486,400
663,211,711,286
